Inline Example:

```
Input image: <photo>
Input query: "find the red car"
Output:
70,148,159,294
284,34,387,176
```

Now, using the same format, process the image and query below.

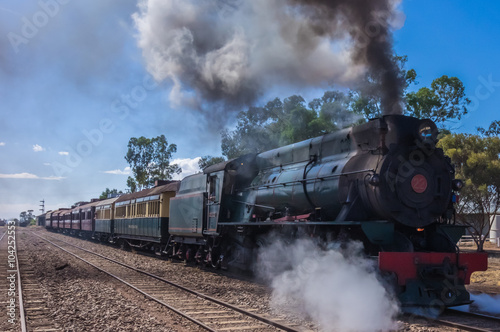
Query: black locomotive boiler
46,115,487,311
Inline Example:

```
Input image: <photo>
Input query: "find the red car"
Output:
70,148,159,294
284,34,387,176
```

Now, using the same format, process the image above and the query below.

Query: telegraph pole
40,199,45,214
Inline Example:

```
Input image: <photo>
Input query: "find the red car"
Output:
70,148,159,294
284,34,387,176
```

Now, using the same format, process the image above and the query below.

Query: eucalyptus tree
125,135,181,192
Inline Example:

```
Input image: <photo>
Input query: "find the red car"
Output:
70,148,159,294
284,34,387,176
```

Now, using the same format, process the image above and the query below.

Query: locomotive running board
219,220,394,227
219,220,366,226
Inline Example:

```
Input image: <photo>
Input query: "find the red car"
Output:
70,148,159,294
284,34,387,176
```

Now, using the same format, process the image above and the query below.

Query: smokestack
133,0,404,119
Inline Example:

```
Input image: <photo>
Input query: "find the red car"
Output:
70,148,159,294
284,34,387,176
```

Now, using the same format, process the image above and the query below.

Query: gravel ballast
11,227,498,331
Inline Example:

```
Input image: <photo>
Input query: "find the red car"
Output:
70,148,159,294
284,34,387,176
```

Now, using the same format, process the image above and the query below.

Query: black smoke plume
133,0,404,119
287,0,404,114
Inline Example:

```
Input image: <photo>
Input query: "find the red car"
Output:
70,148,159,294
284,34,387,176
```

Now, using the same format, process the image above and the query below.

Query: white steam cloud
471,293,500,314
456,293,500,315
257,238,399,332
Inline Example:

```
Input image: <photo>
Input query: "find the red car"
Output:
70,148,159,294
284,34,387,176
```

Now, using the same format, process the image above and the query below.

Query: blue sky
1,0,499,219
394,0,500,132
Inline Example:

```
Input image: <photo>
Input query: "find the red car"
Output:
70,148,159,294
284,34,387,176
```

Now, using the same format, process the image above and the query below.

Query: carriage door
206,172,222,234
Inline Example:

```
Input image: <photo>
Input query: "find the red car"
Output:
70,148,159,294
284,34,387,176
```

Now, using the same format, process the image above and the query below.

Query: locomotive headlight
452,179,464,191
417,120,438,148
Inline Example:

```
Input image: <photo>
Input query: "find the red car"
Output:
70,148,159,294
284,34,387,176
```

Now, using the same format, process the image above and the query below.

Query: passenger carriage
94,196,120,241
112,181,179,251
71,200,100,236
62,210,72,230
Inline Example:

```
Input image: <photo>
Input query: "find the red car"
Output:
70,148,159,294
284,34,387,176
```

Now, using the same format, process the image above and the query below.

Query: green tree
198,156,225,170
478,120,500,136
19,211,27,225
125,135,181,192
19,210,34,226
221,92,360,158
126,177,137,193
351,56,470,124
340,56,469,126
99,188,123,199
279,95,328,144
221,56,470,158
310,90,365,131
406,75,470,126
221,98,284,159
438,130,500,251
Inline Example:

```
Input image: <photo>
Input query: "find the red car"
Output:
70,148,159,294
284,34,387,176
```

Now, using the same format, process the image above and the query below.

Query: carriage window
147,201,160,216
116,206,126,218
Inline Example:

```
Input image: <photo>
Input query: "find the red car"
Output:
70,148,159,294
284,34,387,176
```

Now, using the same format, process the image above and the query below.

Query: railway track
33,232,303,332
0,227,61,332
440,308,500,332
419,308,500,332
16,233,61,331
0,229,20,331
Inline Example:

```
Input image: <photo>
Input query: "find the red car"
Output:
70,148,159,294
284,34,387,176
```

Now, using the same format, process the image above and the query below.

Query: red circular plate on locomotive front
411,174,428,193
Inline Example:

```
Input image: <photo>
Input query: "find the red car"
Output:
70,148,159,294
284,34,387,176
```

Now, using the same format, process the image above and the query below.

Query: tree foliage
99,188,123,199
406,75,470,125
438,131,500,251
198,156,225,170
221,55,470,158
477,120,500,137
221,92,364,159
124,135,181,192
19,210,34,226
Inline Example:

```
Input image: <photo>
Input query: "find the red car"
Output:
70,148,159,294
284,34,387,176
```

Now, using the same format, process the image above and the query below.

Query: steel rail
33,232,215,331
407,308,500,332
445,308,500,329
15,232,27,332
34,232,300,332
432,318,493,332
1,226,27,331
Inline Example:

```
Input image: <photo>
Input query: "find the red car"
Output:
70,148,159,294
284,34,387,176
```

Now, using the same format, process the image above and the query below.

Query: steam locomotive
45,114,487,311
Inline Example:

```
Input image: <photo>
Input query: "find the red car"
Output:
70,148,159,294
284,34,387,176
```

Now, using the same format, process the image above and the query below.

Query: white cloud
172,157,201,180
102,158,202,179
43,163,51,166
0,173,64,180
33,144,45,152
102,166,131,175
58,151,69,156
0,142,5,146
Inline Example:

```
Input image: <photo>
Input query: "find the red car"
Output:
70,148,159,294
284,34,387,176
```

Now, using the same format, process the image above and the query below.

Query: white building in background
490,215,499,246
